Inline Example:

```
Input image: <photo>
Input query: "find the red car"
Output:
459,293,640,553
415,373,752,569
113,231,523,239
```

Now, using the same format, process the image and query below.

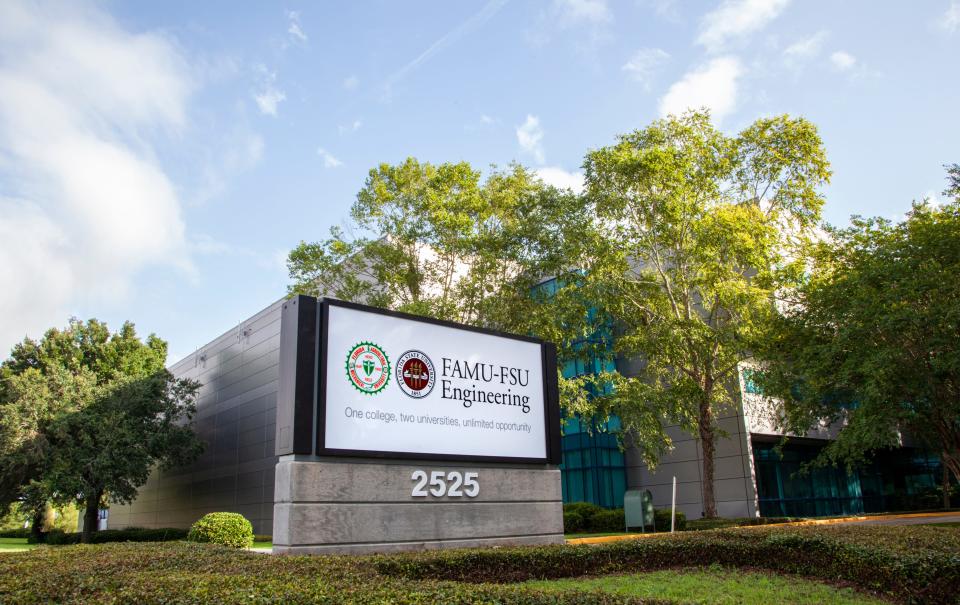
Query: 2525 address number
411,470,480,497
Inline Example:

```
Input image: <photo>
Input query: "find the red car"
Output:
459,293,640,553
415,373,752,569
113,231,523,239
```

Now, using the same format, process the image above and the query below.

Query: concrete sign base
272,457,564,555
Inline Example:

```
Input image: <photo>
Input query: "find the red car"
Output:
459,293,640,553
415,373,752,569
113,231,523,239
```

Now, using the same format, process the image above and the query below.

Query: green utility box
624,489,654,531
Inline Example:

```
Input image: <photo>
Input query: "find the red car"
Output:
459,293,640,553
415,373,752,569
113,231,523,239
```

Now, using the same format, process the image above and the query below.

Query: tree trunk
943,461,951,510
29,505,45,543
81,490,102,544
699,398,717,518
943,450,960,510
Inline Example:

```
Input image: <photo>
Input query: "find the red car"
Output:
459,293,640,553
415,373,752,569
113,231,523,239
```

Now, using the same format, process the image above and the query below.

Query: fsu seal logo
396,350,436,398
345,342,390,394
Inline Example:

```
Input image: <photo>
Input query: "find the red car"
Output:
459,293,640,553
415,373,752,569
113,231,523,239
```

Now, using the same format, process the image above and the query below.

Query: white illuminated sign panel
321,302,548,461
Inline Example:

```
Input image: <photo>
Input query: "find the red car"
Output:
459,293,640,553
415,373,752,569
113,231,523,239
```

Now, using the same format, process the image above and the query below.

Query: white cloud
622,48,670,88
642,0,681,22
516,115,545,165
254,87,285,116
553,0,611,26
783,30,828,61
698,0,791,52
526,0,612,49
465,114,499,132
941,1,960,33
923,189,947,208
343,75,359,90
338,119,363,134
0,0,194,353
659,56,742,124
286,10,307,42
830,50,856,71
252,64,285,116
317,147,343,168
536,167,584,193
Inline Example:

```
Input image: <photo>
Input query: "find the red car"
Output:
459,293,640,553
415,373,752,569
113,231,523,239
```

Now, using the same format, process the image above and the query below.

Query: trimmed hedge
562,511,585,533
563,502,685,533
376,525,960,605
0,528,30,538
27,527,188,545
0,541,668,604
652,508,686,532
187,512,253,548
685,516,803,531
0,526,957,604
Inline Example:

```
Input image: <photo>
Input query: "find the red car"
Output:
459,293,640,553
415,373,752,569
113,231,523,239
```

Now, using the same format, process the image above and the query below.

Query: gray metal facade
624,399,759,520
107,299,284,535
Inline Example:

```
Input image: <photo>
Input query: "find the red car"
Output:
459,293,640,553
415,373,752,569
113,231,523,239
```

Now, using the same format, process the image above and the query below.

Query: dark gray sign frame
276,295,562,465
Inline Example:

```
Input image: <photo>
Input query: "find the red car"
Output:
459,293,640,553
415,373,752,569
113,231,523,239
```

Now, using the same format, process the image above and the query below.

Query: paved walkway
846,511,960,526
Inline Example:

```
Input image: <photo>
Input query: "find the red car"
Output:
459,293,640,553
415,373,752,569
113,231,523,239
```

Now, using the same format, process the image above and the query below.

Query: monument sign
273,296,563,554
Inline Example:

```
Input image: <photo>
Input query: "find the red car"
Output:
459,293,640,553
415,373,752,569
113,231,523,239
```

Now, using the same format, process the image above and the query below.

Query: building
108,300,284,535
107,292,948,533
564,355,946,520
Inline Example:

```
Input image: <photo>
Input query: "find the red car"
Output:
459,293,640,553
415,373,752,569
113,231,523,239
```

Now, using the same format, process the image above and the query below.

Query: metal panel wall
107,299,284,535
622,368,759,520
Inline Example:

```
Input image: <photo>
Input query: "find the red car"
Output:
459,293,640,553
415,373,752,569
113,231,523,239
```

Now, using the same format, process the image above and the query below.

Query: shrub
653,508,685,532
562,511,584,533
562,503,626,533
375,525,960,605
591,509,625,532
562,502,603,526
187,512,253,548
0,526,957,604
0,541,669,605
0,528,30,539
563,503,684,534
29,527,188,545
684,517,801,531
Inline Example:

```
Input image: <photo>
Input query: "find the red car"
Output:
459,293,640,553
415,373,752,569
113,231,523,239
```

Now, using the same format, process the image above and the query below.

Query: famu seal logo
396,350,435,398
346,342,390,394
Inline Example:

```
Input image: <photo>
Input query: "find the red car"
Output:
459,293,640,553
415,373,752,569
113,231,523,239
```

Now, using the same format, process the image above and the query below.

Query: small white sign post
671,476,677,533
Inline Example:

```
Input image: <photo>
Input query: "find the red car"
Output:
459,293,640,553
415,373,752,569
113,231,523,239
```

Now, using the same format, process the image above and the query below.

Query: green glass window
535,277,627,509
753,440,945,516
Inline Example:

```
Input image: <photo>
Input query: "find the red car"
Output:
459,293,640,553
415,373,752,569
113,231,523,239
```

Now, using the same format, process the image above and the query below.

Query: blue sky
1,0,958,362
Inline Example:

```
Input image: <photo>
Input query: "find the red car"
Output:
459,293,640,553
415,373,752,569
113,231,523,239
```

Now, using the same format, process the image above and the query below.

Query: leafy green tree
0,365,96,540
945,163,960,200
0,320,203,542
577,111,830,517
288,157,583,331
756,193,960,507
48,369,202,542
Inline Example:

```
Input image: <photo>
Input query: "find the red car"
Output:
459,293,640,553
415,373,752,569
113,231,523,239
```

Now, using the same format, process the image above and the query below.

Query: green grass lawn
0,538,35,553
526,566,889,605
925,521,960,528
250,540,272,549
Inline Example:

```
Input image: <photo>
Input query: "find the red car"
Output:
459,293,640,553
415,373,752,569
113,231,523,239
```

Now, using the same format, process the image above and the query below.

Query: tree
47,369,202,542
288,158,583,331
0,320,203,542
945,163,960,200
0,365,96,541
578,111,830,517
756,192,960,508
